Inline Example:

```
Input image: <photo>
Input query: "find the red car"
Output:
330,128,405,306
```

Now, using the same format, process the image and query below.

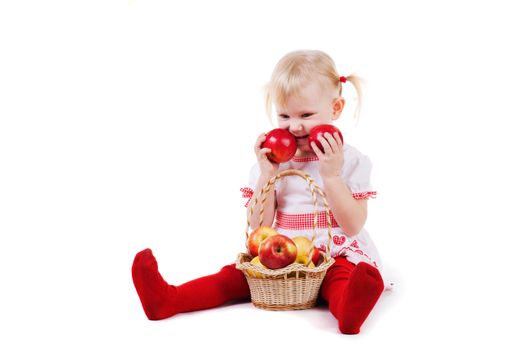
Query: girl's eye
279,115,289,119
302,113,313,118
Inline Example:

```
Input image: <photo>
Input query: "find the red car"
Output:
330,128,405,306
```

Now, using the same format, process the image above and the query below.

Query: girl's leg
132,248,250,320
320,257,384,334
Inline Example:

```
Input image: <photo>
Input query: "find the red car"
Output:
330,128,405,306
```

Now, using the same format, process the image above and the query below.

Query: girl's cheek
277,121,289,130
305,121,318,133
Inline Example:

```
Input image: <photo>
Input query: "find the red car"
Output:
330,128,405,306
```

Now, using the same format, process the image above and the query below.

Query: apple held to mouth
258,234,297,269
246,226,279,257
262,128,297,163
308,124,344,152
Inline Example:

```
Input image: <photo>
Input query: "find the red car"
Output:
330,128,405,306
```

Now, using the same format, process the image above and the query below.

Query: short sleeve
240,163,261,207
342,151,377,200
248,163,261,190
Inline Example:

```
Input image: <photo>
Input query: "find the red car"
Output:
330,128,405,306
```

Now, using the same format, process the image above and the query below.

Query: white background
1,0,524,348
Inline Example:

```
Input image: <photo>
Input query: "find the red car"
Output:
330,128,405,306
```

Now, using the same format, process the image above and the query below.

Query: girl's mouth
295,135,310,147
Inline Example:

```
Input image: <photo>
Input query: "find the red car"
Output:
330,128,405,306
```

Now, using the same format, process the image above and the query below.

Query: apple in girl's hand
246,226,278,257
262,128,297,163
258,234,297,269
292,236,320,266
308,124,344,152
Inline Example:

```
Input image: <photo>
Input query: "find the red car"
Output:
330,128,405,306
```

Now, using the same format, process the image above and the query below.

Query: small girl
132,50,385,334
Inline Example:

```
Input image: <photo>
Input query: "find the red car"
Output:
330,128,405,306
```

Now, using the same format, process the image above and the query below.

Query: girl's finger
333,132,343,146
318,134,333,154
324,132,341,153
310,141,323,158
258,148,272,160
255,133,267,150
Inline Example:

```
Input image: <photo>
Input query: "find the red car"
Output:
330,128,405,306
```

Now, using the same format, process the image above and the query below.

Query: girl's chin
295,143,315,157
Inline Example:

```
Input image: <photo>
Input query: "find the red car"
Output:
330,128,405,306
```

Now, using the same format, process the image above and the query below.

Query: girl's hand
254,132,279,177
311,132,344,180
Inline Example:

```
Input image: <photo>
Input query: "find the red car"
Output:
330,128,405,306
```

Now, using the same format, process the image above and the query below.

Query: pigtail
342,74,365,122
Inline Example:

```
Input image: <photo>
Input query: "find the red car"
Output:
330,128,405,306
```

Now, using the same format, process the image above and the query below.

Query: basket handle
245,169,333,260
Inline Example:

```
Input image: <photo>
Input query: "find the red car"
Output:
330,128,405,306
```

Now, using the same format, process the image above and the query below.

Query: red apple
308,124,344,152
262,128,297,163
246,226,278,257
311,246,320,266
258,234,297,269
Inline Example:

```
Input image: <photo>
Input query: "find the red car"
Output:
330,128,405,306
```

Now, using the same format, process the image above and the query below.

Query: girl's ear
332,97,345,120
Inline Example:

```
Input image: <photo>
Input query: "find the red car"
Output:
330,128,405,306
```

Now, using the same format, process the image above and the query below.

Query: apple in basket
308,124,344,152
246,256,267,278
292,236,320,266
262,128,297,163
258,234,297,269
246,226,278,257
295,255,316,268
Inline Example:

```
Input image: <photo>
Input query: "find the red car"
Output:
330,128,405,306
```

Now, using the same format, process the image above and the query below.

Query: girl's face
275,82,345,156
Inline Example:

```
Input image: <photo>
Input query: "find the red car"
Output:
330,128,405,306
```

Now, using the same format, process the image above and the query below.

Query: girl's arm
247,173,277,230
247,132,279,230
322,176,367,237
311,132,368,237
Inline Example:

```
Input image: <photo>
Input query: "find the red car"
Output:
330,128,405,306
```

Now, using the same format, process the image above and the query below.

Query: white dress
241,144,383,272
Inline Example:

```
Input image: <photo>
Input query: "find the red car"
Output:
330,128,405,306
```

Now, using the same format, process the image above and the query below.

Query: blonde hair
264,50,364,121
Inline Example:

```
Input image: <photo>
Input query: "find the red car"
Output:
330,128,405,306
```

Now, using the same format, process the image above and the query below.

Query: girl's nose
289,121,304,134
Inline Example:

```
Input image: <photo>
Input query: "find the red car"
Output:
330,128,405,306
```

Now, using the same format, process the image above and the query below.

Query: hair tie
339,76,347,83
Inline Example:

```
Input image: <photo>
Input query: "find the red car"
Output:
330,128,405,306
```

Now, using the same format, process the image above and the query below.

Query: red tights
132,248,383,334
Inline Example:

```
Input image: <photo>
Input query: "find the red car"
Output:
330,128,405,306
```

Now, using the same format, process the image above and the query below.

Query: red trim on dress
243,190,376,208
275,211,340,230
240,187,254,207
352,191,377,200
291,155,319,162
335,245,378,268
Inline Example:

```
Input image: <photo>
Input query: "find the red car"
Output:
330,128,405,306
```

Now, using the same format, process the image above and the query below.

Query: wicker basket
236,169,335,310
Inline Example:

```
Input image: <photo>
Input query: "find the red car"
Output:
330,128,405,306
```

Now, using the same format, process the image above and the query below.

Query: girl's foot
338,262,384,334
131,248,179,320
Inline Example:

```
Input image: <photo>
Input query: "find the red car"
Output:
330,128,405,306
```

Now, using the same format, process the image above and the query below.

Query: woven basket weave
236,169,335,311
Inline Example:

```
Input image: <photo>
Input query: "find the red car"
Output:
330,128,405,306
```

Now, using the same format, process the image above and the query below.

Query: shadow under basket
236,169,336,311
